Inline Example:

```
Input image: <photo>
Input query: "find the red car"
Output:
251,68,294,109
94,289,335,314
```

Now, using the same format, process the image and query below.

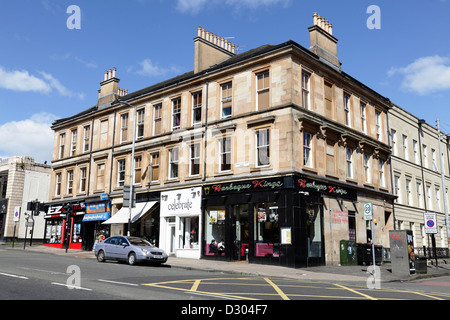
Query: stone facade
48,17,399,265
0,156,51,240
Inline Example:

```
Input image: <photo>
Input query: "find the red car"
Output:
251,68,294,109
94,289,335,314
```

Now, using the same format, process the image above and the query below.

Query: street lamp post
116,99,136,237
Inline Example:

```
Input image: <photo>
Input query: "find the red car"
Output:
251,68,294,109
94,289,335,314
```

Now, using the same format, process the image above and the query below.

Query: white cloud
176,0,208,13
0,66,84,99
133,59,181,77
0,67,51,94
388,55,450,95
0,112,58,164
176,0,291,13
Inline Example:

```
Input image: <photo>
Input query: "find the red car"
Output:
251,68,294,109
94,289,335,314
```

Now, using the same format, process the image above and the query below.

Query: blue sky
1,0,450,163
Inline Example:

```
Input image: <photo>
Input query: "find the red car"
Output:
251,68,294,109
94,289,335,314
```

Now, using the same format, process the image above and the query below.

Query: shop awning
102,201,157,225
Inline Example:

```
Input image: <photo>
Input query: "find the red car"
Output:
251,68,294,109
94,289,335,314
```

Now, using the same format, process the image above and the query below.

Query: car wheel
97,250,105,262
128,252,136,265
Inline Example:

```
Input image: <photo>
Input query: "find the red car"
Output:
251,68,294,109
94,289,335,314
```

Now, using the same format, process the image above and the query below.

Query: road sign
424,212,438,234
14,206,20,222
100,193,108,200
364,203,373,221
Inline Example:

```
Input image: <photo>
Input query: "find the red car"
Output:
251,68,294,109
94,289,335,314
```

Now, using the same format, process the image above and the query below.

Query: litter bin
340,240,357,266
415,256,427,274
357,243,383,265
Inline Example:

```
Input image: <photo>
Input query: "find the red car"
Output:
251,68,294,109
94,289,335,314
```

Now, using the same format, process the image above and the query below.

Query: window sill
363,183,375,189
214,170,233,177
250,165,272,172
346,178,358,185
186,175,202,181
302,166,318,174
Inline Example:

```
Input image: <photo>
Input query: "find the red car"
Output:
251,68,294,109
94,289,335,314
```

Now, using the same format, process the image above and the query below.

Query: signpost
364,203,376,272
13,206,20,248
424,212,439,267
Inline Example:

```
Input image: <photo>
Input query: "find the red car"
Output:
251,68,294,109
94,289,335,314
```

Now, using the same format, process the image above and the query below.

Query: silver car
95,236,168,265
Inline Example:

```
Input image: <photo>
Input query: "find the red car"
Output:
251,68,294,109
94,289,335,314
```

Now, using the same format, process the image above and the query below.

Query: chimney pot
104,71,108,81
198,26,202,37
112,68,116,78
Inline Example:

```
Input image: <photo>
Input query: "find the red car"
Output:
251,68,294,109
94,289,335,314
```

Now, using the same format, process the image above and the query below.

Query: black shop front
202,175,357,268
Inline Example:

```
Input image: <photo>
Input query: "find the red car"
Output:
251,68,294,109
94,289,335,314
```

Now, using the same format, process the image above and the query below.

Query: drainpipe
386,110,397,230
202,79,209,182
108,110,117,195
86,116,94,197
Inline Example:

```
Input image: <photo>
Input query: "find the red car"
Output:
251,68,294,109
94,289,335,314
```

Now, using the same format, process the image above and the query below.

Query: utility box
340,240,357,266
389,230,415,276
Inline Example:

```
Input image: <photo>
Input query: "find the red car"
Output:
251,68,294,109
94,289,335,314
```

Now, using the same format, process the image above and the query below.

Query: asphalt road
1,248,450,311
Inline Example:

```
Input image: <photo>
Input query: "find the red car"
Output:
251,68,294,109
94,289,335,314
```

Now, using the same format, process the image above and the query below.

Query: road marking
0,272,28,280
97,279,139,286
334,283,378,300
190,279,201,292
264,277,290,300
51,282,92,291
185,291,241,300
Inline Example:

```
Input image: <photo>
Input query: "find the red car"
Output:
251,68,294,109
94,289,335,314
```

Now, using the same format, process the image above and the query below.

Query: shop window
180,217,199,249
46,220,63,244
348,211,356,241
205,207,226,255
254,203,280,258
306,204,322,258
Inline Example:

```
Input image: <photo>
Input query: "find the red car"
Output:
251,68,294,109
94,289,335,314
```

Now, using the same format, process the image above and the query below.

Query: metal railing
414,247,449,259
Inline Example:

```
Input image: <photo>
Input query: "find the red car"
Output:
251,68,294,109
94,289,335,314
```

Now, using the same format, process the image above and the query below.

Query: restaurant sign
295,176,357,200
204,177,285,195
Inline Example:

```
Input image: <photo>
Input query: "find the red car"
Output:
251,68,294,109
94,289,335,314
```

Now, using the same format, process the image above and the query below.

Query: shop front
202,175,359,268
82,201,111,251
103,200,159,243
44,200,111,250
44,202,86,249
159,187,202,259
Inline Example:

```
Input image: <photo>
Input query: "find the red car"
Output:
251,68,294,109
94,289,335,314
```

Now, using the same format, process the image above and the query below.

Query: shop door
306,203,324,266
233,204,249,260
169,224,176,254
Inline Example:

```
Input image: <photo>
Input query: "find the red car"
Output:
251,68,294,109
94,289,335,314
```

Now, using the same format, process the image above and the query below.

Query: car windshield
127,237,153,247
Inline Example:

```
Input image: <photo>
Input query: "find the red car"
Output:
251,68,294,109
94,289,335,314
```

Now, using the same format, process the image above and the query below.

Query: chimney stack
97,68,128,107
194,26,236,74
308,13,340,70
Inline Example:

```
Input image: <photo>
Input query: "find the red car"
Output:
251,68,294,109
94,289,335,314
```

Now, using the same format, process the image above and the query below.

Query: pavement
2,243,450,283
